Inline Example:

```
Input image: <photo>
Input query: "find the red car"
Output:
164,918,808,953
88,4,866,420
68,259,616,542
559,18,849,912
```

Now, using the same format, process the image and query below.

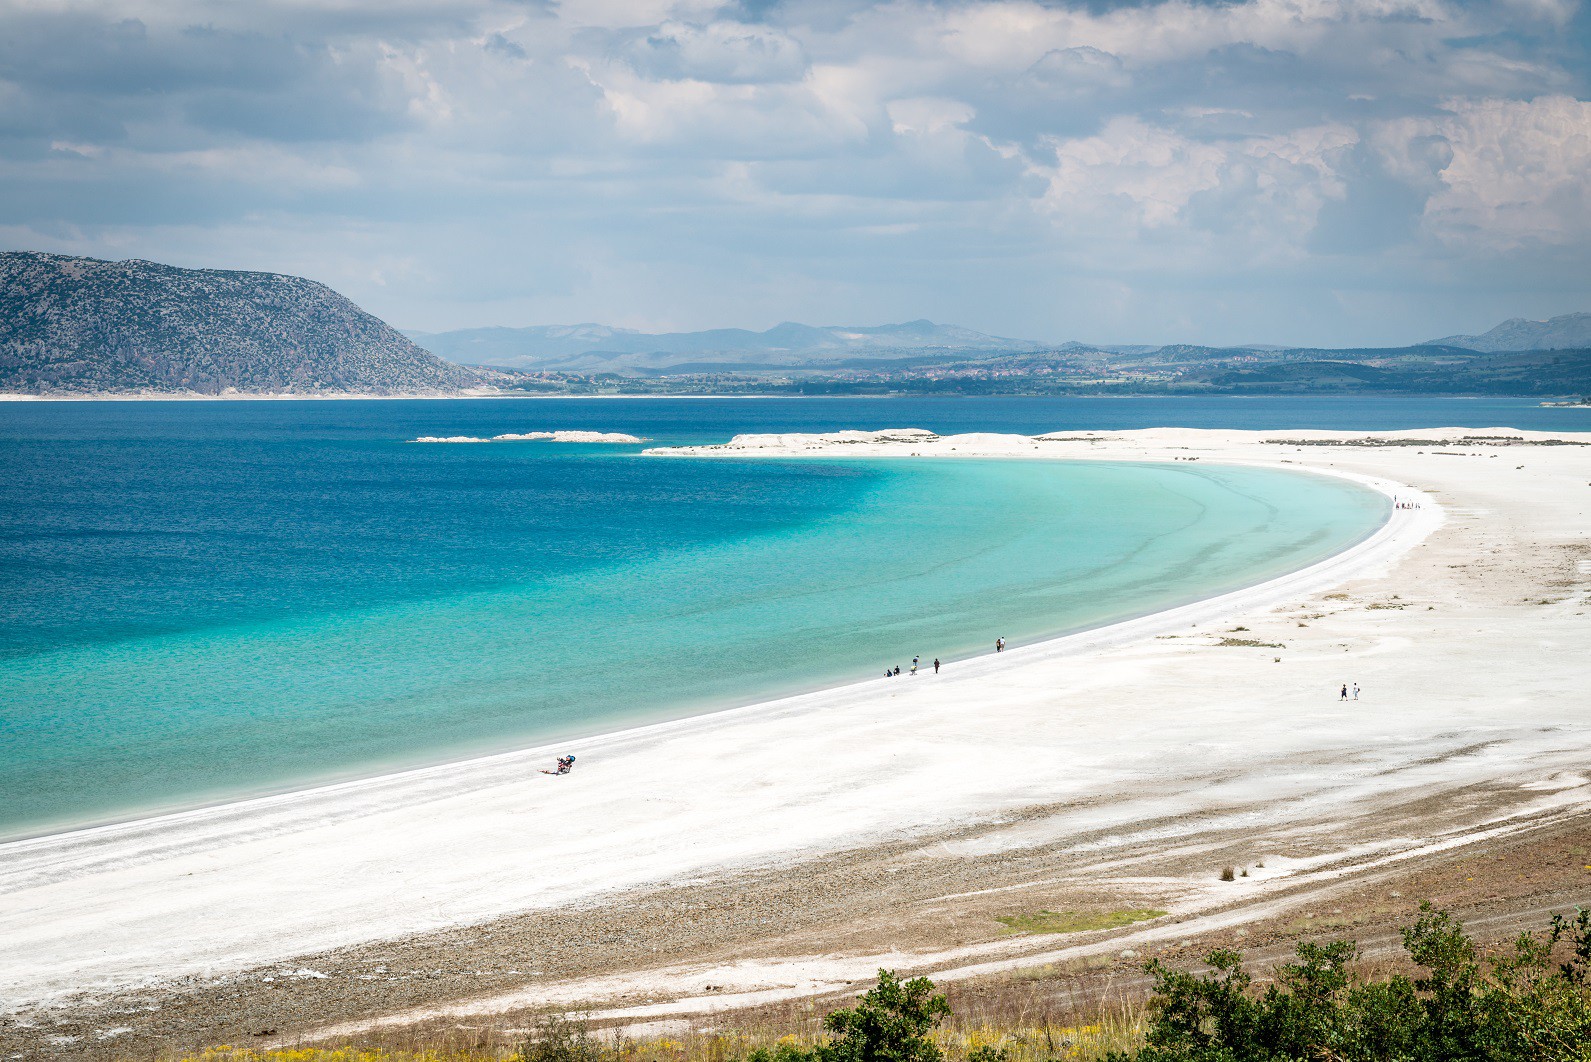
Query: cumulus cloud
0,0,1586,343
1420,95,1591,248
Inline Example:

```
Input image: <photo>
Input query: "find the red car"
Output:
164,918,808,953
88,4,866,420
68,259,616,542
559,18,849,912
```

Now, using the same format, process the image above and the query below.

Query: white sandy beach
2,426,1589,1026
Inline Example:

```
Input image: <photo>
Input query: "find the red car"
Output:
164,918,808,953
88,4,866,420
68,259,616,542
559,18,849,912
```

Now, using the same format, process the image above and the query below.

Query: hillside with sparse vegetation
119,907,1590,1062
0,253,481,396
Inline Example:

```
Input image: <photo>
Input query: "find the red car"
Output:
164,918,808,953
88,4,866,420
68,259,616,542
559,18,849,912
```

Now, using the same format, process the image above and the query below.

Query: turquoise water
0,399,1428,839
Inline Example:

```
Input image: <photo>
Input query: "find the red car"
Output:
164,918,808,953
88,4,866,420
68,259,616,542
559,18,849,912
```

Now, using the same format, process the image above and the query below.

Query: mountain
407,319,1046,371
1428,312,1591,352
0,252,480,396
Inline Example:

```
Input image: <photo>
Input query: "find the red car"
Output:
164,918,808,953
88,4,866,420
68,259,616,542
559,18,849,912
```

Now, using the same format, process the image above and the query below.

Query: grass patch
1285,905,1395,935
995,909,1167,935
1216,637,1285,648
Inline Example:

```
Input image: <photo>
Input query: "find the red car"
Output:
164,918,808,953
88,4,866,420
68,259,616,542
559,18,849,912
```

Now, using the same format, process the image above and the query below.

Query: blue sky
1,0,1588,345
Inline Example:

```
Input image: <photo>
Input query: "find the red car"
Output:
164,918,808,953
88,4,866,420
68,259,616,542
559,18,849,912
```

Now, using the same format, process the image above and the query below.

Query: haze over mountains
409,313,1591,374
405,321,1045,372
0,252,1586,398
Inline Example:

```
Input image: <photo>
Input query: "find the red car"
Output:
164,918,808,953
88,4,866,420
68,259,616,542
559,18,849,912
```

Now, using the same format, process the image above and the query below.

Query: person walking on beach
1352,682,1361,700
1340,683,1349,700
996,637,1005,653
933,658,940,674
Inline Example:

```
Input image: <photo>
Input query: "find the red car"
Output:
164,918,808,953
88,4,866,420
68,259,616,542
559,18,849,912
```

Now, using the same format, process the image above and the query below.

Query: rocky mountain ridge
0,252,479,396
1428,312,1591,352
3,250,1584,398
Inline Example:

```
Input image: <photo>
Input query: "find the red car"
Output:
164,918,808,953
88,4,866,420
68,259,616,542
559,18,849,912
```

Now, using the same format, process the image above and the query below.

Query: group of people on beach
554,634,1013,777
885,654,941,677
1392,497,1422,510
1339,683,1361,701
883,638,1008,678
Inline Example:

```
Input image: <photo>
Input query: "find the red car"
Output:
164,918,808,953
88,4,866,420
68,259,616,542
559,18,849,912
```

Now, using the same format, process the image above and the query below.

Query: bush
818,970,951,1062
746,970,951,1062
1107,903,1591,1062
517,1013,611,1062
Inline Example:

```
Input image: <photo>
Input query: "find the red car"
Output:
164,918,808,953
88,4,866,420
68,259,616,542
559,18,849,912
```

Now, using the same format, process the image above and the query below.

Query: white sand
2,426,1589,1013
410,431,645,443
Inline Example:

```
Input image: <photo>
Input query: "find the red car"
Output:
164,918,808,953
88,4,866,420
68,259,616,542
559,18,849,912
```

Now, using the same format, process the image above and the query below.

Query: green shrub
1106,903,1591,1062
818,969,950,1062
965,1046,1010,1062
746,970,951,1062
517,1013,611,1062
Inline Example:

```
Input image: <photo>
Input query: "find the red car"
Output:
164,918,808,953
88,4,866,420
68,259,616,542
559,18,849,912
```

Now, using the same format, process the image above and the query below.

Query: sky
1,0,1589,346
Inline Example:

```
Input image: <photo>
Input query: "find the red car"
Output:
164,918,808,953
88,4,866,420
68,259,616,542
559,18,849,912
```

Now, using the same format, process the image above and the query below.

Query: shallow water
5,395,1561,839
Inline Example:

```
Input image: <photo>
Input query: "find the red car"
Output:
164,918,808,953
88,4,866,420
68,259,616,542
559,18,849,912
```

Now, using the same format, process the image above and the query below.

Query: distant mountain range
411,312,1591,374
0,250,1585,398
0,252,477,396
1427,312,1591,353
405,320,1045,372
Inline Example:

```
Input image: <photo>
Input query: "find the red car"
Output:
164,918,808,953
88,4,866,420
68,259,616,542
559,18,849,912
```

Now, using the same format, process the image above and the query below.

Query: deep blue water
0,396,1579,839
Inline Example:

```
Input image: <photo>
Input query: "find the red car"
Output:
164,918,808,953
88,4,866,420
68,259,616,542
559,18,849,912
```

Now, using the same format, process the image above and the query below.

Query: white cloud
886,97,975,137
626,21,808,83
0,0,1586,343
1034,118,1225,228
1028,117,1357,257
1420,95,1591,248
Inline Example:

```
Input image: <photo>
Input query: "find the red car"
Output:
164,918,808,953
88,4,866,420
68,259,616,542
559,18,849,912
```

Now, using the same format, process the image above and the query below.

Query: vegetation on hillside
5,250,1585,397
0,252,478,395
478,348,1591,398
161,906,1591,1062
1114,904,1591,1061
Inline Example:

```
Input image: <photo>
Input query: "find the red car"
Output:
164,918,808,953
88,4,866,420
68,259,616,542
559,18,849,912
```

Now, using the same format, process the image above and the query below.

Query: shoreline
0,456,1406,853
0,431,1428,1009
3,425,1588,1057
0,453,1389,849
0,391,795,402
6,391,1591,404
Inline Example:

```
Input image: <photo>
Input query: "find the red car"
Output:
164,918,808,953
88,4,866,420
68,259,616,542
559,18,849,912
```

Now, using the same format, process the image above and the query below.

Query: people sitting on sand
541,755,576,776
